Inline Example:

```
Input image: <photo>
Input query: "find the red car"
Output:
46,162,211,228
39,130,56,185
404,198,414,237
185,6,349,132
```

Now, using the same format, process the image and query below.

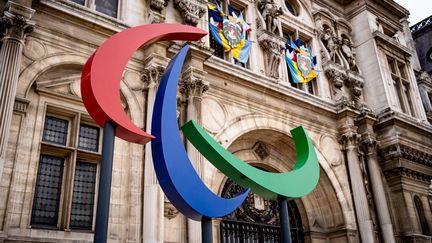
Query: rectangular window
32,111,101,231
42,116,69,146
70,161,97,230
95,0,118,18
70,0,85,5
387,56,414,116
31,155,65,228
78,124,100,152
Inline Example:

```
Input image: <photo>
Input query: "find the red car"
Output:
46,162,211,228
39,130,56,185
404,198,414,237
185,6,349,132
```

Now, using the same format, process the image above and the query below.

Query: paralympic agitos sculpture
81,23,320,241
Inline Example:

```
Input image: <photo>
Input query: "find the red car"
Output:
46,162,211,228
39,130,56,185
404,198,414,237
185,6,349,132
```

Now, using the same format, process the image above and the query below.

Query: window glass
31,155,65,227
70,161,97,230
78,124,100,152
42,116,69,146
95,0,118,18
70,0,85,5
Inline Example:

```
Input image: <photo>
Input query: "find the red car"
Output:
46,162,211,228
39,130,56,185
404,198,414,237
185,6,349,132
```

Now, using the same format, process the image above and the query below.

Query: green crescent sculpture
182,120,320,200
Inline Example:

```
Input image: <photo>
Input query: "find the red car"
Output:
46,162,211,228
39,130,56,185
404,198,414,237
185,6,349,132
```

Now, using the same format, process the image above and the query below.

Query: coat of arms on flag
285,39,319,84
208,3,252,64
223,16,242,48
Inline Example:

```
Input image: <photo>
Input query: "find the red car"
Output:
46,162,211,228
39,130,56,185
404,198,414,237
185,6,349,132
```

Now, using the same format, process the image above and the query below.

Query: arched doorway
220,178,304,242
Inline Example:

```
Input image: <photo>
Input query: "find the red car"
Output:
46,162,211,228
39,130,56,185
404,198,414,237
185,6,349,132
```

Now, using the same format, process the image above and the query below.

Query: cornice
373,31,412,60
375,108,432,135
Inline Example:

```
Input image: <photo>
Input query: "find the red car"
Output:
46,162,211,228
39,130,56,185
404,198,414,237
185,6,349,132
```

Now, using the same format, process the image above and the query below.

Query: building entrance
220,179,304,243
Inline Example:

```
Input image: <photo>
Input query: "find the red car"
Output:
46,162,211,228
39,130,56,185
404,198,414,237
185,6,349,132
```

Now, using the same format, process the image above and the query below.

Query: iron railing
220,220,280,243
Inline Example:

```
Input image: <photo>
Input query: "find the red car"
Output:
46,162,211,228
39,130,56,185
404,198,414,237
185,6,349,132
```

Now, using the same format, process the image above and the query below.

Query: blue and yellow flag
285,39,318,83
208,4,252,64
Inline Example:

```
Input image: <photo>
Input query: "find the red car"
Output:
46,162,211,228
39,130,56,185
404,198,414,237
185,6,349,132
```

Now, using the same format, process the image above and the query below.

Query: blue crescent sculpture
151,45,250,221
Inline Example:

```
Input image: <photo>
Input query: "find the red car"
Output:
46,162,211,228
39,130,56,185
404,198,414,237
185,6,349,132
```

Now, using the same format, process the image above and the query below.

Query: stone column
179,76,209,243
360,135,396,243
142,65,165,243
0,1,34,182
339,128,375,243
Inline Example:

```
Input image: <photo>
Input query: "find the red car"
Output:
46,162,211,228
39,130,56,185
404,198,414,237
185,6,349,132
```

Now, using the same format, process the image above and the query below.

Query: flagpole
278,195,292,243
201,216,213,243
94,121,116,243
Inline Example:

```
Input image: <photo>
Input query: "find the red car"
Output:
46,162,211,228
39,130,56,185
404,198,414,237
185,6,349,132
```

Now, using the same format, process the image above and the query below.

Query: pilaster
357,115,396,243
0,0,34,186
142,63,166,243
338,108,376,243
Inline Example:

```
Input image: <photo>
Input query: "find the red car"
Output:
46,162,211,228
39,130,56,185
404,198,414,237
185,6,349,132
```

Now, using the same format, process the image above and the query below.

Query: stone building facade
0,0,431,242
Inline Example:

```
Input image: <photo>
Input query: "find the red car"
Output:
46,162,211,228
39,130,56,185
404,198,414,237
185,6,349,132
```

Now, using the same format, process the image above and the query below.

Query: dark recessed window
427,48,432,62
285,0,297,15
70,161,97,230
31,155,65,228
95,0,118,18
70,0,85,5
78,124,100,152
42,116,69,146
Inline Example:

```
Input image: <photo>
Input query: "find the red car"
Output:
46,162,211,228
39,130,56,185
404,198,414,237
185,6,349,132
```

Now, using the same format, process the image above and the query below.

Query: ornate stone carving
341,37,359,72
256,0,282,34
141,65,165,90
384,167,432,183
320,26,339,64
148,0,168,23
379,143,432,167
338,130,360,150
346,71,365,107
324,64,348,102
257,31,284,79
164,200,179,219
253,141,270,160
360,133,377,155
173,0,206,26
179,77,209,99
1,6,35,42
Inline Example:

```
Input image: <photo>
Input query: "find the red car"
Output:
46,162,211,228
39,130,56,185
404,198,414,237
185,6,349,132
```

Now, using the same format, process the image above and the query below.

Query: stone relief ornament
258,33,285,79
341,37,359,72
256,0,282,34
173,0,206,26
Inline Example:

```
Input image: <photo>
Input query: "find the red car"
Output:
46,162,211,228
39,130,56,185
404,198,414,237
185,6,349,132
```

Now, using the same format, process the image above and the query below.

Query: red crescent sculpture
81,24,207,144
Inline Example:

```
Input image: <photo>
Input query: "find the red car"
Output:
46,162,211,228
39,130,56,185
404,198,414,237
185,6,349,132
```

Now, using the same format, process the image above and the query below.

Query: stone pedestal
0,1,34,183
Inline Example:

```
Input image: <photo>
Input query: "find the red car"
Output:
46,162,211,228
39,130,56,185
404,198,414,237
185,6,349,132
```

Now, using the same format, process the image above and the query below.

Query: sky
394,0,432,26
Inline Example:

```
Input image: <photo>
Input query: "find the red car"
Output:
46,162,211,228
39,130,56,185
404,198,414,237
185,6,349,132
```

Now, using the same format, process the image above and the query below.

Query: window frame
387,56,415,116
68,0,121,19
30,104,102,232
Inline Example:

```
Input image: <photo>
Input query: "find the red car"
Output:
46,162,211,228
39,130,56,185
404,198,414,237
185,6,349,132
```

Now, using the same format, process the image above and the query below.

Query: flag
285,39,319,83
208,4,252,64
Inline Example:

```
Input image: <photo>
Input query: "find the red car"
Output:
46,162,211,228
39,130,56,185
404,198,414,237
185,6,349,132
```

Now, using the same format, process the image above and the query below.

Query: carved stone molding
346,71,365,106
164,201,179,219
384,167,432,183
150,0,167,12
179,77,209,99
13,97,30,114
141,65,165,91
379,143,432,168
0,2,35,42
173,0,206,26
257,30,284,80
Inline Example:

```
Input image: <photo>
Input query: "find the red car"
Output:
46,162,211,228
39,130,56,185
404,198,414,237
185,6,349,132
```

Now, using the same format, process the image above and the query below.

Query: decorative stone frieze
173,0,206,26
379,143,432,167
384,167,432,183
257,30,284,80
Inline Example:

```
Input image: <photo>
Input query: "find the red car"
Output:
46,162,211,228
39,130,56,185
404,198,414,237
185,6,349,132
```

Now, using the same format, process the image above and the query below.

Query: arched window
220,178,304,242
414,196,430,235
